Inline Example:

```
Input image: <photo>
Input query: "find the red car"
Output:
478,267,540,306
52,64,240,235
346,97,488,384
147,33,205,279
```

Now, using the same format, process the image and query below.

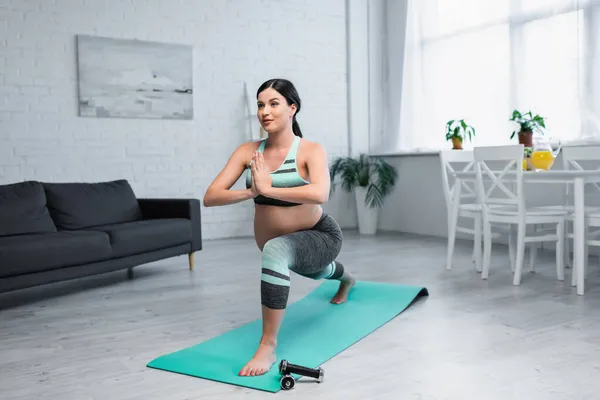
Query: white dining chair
474,145,569,285
561,145,600,275
561,145,600,285
529,144,600,275
440,150,506,271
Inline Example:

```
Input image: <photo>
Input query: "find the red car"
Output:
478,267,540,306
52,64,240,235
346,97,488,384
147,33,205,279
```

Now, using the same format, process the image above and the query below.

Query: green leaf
330,157,359,193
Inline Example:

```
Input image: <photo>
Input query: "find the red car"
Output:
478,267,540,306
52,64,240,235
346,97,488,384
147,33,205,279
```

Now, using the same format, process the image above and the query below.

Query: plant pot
355,186,378,235
518,130,533,147
451,137,463,150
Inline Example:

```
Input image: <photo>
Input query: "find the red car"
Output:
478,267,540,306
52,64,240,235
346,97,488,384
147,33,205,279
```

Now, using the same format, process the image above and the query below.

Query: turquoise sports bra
245,136,310,207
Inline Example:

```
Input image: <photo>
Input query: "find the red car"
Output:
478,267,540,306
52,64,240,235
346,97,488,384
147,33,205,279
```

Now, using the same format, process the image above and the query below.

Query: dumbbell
279,359,324,390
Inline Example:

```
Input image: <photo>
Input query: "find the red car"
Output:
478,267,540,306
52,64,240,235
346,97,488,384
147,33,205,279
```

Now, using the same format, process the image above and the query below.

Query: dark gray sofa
0,179,202,294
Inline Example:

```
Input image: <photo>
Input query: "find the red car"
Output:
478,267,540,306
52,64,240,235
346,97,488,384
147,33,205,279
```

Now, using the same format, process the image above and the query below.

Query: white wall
381,0,408,153
346,0,370,158
0,0,355,239
376,153,450,237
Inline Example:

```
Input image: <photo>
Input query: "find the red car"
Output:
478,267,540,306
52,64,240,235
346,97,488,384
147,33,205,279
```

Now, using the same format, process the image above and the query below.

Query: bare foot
238,342,277,377
331,275,356,304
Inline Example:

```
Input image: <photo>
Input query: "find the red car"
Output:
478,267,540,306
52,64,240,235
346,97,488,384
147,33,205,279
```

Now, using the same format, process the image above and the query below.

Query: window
394,0,600,151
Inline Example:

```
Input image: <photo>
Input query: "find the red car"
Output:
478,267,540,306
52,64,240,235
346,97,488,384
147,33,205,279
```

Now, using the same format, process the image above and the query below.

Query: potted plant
509,109,546,147
329,153,397,235
445,119,476,150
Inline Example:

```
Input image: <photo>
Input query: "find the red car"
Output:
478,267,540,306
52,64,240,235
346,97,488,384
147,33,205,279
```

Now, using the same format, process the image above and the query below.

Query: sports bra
245,136,310,207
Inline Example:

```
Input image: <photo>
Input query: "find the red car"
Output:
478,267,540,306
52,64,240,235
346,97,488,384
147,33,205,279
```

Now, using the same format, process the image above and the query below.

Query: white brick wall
0,0,352,239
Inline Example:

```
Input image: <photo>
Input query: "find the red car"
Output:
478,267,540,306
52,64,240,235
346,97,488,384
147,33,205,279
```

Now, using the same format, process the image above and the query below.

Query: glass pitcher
531,135,561,171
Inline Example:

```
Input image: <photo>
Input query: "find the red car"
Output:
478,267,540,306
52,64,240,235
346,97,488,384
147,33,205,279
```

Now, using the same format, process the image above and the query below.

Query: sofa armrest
137,198,202,252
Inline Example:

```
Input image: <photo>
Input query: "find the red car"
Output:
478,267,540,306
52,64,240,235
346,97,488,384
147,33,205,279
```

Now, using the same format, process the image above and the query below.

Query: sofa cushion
0,181,57,237
0,231,112,278
88,218,191,258
43,179,143,230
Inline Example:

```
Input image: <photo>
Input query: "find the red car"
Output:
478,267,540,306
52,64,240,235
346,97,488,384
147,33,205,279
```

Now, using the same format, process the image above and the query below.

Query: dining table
454,169,600,295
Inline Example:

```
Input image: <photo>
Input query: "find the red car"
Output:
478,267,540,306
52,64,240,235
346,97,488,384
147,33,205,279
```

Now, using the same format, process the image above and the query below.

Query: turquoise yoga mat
146,280,428,393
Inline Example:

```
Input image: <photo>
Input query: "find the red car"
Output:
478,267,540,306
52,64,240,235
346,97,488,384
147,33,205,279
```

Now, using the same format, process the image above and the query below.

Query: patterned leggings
260,212,345,309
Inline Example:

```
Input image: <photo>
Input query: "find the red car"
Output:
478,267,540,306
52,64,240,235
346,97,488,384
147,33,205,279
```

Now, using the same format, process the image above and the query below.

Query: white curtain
395,0,600,151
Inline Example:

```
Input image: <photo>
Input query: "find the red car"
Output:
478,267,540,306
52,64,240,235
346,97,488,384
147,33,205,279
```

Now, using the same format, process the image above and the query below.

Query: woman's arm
256,142,331,204
203,143,256,207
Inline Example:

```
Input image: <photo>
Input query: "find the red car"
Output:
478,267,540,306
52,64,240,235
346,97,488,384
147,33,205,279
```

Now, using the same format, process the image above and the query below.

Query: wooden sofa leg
188,252,194,271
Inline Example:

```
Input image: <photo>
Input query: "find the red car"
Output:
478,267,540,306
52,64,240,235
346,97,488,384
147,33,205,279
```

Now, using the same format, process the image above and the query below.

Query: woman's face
257,88,296,134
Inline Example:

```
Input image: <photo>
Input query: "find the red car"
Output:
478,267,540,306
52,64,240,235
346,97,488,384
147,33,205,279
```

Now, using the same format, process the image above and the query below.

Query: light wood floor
1,231,599,399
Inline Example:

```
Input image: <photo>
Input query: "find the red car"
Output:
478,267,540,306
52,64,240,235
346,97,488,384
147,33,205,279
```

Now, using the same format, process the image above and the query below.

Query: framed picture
76,34,193,120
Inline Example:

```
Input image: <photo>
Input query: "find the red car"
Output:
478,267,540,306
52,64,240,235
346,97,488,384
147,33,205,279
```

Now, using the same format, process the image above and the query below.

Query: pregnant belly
253,204,323,250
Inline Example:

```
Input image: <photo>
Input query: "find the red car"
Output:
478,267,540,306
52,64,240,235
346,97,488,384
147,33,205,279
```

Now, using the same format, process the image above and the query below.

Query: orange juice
531,150,555,170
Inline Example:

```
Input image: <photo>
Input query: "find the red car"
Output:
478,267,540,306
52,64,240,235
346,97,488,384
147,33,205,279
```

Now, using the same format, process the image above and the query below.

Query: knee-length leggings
261,212,345,309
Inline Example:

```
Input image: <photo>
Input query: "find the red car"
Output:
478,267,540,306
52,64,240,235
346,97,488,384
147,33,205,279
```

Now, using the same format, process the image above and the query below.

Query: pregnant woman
203,78,355,377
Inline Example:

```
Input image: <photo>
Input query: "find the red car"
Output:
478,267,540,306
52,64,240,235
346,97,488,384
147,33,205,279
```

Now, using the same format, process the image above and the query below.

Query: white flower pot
354,186,378,235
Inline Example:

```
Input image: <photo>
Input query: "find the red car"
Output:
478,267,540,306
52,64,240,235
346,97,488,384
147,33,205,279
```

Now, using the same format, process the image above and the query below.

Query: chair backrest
474,145,524,214
439,150,477,211
561,145,600,205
